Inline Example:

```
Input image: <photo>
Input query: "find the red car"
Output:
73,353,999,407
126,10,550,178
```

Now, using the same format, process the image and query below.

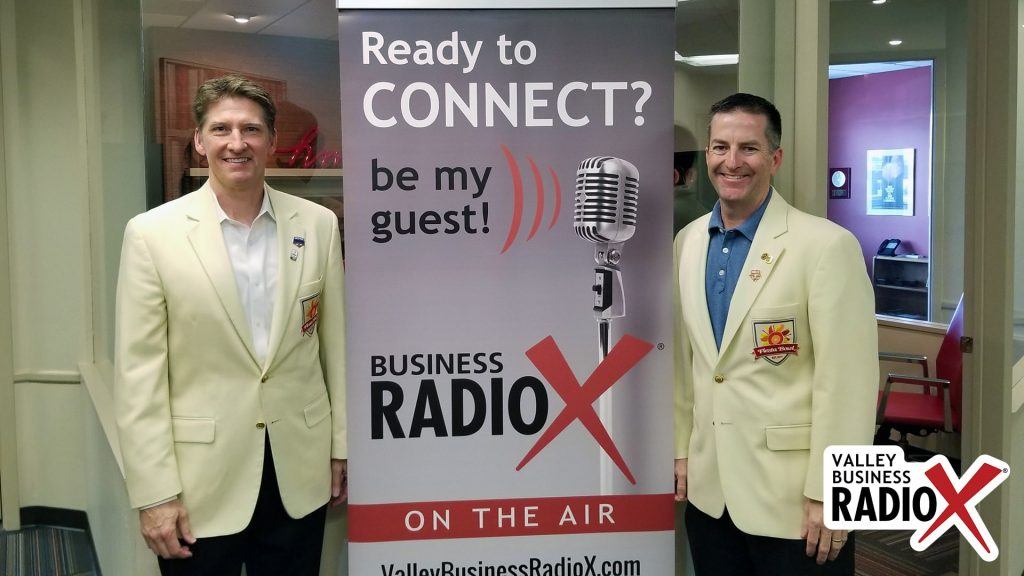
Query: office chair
875,295,964,448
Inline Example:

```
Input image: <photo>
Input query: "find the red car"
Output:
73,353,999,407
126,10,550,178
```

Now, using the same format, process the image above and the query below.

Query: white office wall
938,0,969,324
89,0,149,364
83,382,159,574
1011,410,1024,576
5,0,88,510
14,384,85,508
1008,3,1024,574
674,65,736,150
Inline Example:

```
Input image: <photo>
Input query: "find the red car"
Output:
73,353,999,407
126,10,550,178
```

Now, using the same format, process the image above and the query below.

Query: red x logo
515,334,654,484
916,458,1005,555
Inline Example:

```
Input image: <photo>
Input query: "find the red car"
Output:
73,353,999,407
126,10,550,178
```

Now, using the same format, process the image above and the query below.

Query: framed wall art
866,148,914,216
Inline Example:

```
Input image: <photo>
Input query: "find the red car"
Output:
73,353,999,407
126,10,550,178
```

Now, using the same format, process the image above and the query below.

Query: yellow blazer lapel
263,188,305,371
185,185,259,365
685,222,719,364
717,193,789,356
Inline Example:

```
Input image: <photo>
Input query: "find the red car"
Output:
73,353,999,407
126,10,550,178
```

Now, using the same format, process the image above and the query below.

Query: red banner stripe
348,493,674,543
753,344,799,358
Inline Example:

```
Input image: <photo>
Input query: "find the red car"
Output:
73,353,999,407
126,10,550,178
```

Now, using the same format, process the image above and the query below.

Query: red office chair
875,295,964,447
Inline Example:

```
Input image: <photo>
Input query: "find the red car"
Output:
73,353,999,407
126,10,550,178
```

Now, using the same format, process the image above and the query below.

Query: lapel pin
761,252,772,264
292,236,305,248
289,248,299,261
749,269,762,282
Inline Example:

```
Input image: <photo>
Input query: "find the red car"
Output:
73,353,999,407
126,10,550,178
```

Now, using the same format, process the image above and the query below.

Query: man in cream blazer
674,94,877,575
115,76,346,575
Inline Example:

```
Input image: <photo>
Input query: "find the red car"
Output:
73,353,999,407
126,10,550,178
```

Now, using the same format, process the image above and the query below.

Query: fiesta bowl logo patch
300,292,320,336
752,319,799,365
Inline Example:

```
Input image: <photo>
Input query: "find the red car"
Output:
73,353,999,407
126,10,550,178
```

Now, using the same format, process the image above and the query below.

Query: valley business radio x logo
825,446,1010,562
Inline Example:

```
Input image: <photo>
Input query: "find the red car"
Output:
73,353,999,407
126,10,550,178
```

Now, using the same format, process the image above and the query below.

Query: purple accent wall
827,66,932,271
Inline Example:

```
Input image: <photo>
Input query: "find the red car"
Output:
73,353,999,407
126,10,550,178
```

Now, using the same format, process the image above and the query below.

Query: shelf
874,255,928,263
876,284,928,293
189,168,343,178
873,255,929,319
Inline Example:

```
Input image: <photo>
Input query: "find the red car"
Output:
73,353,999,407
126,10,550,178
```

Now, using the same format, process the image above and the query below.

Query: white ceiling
828,60,933,80
675,0,739,57
142,0,740,49
141,0,944,72
142,0,340,40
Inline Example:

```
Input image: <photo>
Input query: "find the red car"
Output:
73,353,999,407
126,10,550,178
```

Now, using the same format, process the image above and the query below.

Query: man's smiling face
194,96,277,195
705,109,782,213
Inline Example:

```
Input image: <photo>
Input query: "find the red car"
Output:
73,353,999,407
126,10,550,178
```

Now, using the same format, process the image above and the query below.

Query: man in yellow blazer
114,75,346,575
673,93,877,575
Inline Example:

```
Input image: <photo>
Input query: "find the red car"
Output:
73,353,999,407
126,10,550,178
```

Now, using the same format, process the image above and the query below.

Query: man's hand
331,458,348,506
801,498,847,564
139,499,195,560
674,458,688,502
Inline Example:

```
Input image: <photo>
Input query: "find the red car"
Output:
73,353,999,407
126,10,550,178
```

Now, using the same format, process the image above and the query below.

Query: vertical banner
339,3,675,573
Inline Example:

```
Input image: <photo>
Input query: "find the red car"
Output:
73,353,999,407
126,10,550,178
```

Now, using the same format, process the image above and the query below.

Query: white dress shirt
215,191,279,365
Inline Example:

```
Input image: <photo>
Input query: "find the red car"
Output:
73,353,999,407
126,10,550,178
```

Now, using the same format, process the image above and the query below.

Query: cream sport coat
674,191,877,539
114,183,346,537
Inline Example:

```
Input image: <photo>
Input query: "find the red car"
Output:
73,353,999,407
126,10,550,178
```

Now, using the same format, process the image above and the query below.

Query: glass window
828,0,967,324
91,0,148,362
1015,0,1024,366
142,1,343,229
673,0,738,233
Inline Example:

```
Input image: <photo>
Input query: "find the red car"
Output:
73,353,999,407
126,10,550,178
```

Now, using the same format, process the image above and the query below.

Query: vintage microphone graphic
574,156,639,495
574,156,639,360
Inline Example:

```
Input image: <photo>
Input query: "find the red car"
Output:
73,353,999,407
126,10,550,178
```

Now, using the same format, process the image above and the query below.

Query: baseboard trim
19,506,89,531
18,506,102,575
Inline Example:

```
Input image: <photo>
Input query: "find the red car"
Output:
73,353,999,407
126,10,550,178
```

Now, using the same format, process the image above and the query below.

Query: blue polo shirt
706,190,773,349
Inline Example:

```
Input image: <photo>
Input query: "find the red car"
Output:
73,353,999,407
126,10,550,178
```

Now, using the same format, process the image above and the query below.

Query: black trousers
158,435,327,576
685,503,854,576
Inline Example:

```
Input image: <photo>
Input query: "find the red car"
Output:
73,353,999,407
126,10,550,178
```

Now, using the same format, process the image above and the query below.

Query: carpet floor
855,529,959,576
0,525,98,576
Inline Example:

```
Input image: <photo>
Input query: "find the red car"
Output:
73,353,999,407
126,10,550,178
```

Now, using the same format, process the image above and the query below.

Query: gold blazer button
256,422,266,429
713,374,725,383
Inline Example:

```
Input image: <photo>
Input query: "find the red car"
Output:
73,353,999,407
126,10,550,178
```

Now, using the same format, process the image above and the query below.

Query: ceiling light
231,14,252,24
674,53,739,67
889,39,903,46
872,0,887,4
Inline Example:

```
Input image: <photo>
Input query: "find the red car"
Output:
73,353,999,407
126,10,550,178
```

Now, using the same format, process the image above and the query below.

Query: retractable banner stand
338,2,675,573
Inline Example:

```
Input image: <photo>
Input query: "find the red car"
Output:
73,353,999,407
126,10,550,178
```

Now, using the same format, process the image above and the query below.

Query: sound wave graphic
499,144,563,254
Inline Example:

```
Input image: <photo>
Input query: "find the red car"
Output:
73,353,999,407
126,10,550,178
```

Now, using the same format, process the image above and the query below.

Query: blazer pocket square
303,394,332,428
171,417,216,443
765,424,811,451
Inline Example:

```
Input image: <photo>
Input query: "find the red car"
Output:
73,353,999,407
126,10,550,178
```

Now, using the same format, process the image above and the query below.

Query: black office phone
877,238,901,256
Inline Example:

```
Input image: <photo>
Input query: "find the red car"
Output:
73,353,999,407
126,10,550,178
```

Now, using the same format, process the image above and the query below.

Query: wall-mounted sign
829,167,851,199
